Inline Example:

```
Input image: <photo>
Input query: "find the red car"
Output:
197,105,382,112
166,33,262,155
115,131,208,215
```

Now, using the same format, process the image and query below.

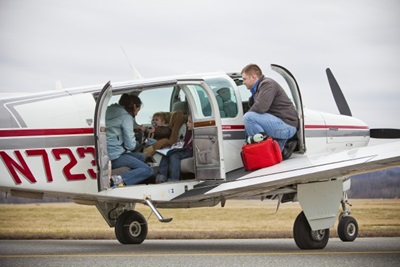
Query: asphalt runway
1,238,399,267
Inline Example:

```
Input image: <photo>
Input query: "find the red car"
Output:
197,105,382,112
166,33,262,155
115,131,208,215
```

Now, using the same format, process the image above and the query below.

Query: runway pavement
1,238,399,267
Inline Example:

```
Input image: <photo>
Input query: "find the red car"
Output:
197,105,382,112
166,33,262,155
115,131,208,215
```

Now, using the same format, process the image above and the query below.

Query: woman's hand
138,125,147,132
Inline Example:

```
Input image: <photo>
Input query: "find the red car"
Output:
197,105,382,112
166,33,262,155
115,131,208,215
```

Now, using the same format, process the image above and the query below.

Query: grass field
0,199,399,239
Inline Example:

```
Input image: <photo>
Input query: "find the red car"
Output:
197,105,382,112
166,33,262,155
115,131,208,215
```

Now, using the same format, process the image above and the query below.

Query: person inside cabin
106,93,153,187
241,63,299,160
155,115,193,183
145,112,172,146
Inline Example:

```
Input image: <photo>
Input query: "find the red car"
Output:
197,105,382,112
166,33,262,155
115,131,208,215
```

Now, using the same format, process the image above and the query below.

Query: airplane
0,64,399,250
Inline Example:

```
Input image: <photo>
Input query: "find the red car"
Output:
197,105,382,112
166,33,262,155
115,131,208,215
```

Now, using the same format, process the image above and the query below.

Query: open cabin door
178,81,225,181
94,81,113,191
271,64,306,153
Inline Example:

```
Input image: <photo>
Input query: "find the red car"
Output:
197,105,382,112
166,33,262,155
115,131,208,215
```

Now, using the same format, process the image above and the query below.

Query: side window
205,77,238,118
136,87,174,125
215,87,238,118
183,85,212,118
196,87,211,117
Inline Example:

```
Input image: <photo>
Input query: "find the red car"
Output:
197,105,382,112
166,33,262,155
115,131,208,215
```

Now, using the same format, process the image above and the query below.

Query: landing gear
338,216,358,242
293,211,330,250
115,210,148,244
337,192,358,242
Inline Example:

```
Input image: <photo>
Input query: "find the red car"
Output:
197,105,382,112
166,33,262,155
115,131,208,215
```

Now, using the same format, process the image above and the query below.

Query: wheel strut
340,191,352,219
145,198,173,223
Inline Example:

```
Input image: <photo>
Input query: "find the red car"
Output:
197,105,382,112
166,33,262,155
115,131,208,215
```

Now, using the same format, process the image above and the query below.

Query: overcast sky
0,0,399,129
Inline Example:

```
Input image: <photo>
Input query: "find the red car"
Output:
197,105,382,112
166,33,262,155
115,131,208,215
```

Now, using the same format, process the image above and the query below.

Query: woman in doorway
106,93,153,186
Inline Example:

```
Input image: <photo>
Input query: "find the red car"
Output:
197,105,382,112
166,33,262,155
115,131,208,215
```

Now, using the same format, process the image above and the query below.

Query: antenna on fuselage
121,46,143,80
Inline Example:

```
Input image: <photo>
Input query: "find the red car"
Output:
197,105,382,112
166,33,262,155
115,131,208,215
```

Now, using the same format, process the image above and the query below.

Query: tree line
348,167,400,198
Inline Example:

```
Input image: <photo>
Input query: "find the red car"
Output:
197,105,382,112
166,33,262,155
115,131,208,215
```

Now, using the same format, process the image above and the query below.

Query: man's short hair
241,64,262,77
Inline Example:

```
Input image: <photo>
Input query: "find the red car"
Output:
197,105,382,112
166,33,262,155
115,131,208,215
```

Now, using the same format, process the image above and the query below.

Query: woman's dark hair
119,93,142,114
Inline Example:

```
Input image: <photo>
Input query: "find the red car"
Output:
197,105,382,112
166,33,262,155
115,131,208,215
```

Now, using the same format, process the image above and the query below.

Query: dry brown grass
0,199,399,239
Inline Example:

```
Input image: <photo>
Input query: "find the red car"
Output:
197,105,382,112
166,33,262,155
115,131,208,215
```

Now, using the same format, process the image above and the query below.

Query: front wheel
115,210,148,244
338,216,358,242
293,211,330,250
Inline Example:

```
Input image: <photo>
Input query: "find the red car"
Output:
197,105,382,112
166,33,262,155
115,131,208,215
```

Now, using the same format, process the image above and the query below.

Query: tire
115,210,148,244
338,216,358,242
293,211,330,250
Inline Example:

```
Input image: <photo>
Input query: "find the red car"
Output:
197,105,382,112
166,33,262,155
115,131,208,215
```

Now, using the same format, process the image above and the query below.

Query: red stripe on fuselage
0,124,368,138
0,128,94,137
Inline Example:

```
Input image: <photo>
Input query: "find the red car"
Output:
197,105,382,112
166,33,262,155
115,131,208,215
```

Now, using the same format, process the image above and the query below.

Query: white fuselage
0,73,370,202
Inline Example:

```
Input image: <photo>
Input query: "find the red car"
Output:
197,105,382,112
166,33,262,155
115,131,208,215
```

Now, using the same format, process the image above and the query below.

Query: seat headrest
172,101,188,114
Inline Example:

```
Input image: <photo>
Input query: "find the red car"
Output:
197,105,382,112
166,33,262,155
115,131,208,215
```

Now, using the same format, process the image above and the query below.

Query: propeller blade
370,128,400,139
326,68,352,116
325,69,399,139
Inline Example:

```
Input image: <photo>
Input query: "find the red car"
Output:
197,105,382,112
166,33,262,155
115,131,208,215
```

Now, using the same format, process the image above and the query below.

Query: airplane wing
172,141,400,202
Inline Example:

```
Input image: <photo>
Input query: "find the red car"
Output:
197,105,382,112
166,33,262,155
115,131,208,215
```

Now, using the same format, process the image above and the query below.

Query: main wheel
338,216,358,242
115,210,148,244
293,211,330,250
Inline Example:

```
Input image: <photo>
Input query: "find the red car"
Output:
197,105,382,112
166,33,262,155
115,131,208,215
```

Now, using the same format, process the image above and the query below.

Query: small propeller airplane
0,64,399,250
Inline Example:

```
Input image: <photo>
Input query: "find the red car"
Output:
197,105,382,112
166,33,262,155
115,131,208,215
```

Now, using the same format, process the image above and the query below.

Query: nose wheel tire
337,216,358,242
115,210,148,244
293,211,330,250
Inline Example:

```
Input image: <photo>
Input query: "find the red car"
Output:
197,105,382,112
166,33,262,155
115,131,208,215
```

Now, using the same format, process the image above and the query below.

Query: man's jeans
243,111,296,150
112,152,153,185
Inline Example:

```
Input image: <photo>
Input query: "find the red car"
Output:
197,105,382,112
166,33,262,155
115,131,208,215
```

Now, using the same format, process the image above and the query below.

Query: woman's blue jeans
111,152,153,185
